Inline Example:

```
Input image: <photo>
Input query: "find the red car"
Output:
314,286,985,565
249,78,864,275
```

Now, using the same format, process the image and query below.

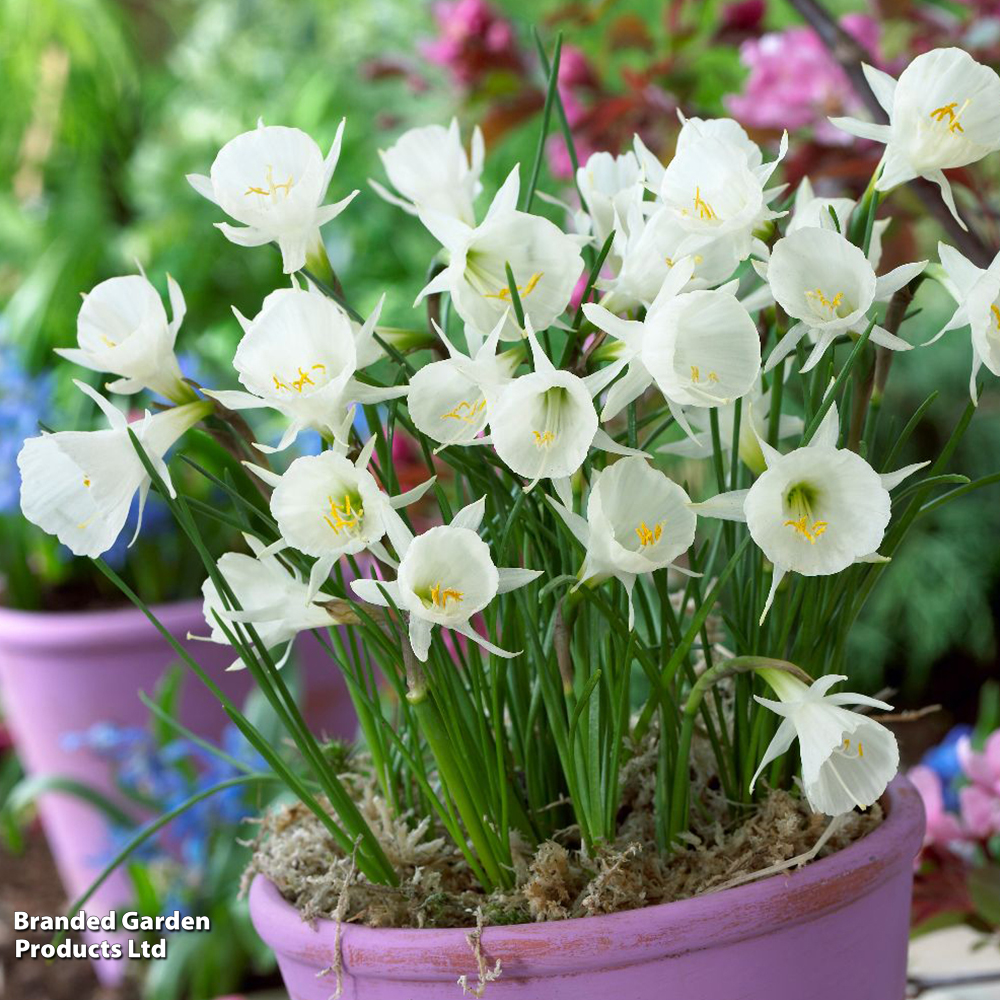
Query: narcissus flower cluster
17,45,1000,885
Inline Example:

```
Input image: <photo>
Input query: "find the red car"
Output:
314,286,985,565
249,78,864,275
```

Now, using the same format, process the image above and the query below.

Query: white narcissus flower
751,670,899,817
658,378,804,476
487,323,641,494
204,287,405,452
691,404,927,623
759,227,926,373
575,149,644,248
415,166,585,341
596,204,741,315
351,497,541,661
657,128,787,262
369,118,484,226
407,315,518,450
549,457,697,627
55,272,191,402
585,265,761,435
787,176,889,271
198,535,356,671
17,381,210,558
830,49,1000,227
930,241,1000,402
245,419,436,598
186,119,358,273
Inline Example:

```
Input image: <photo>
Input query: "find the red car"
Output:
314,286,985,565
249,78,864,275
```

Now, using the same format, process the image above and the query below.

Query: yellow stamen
805,288,844,313
441,398,486,423
693,186,717,221
636,521,663,547
930,99,970,134
100,335,116,348
991,304,1000,330
323,494,363,535
533,430,556,447
783,515,829,544
690,366,719,384
429,584,464,609
83,477,91,488
245,164,294,197
484,271,544,300
272,363,326,393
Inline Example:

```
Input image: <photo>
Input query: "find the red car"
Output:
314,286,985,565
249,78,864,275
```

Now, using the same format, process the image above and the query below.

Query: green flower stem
635,535,752,741
407,685,510,891
667,657,810,846
522,32,562,214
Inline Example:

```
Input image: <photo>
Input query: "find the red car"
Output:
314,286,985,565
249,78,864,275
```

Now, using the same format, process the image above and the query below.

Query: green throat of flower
783,480,828,544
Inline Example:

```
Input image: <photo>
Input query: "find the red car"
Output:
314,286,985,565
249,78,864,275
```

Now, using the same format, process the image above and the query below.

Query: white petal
689,490,749,522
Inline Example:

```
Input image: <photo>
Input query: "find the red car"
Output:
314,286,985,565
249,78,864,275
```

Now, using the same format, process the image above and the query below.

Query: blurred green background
1,0,998,713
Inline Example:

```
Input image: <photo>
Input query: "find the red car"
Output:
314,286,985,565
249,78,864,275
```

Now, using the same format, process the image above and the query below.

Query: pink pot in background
250,778,924,1000
0,599,356,985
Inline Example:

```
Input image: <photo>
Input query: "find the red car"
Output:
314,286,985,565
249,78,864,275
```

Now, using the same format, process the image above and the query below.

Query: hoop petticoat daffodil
549,456,697,628
186,119,358,273
351,497,542,662
55,271,192,403
17,380,210,558
584,264,761,437
486,322,643,496
929,241,1000,403
197,534,357,671
690,404,928,623
407,314,519,451
203,287,405,452
414,165,585,341
575,149,644,250
244,417,436,600
758,227,927,374
595,203,742,315
830,49,1000,228
369,118,484,226
657,127,788,262
751,670,899,817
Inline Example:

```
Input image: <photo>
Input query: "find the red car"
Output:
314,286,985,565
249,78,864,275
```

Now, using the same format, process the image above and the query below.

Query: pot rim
0,598,205,652
249,775,925,981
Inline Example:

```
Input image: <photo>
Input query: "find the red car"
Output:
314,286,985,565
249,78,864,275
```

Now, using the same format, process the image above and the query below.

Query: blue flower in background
921,724,973,812
0,341,53,513
62,721,260,904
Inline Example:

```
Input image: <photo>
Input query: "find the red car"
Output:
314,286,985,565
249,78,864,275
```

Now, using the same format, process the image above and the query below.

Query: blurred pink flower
958,730,1000,795
959,783,1000,839
909,765,965,847
955,730,1000,838
420,0,524,87
725,14,880,145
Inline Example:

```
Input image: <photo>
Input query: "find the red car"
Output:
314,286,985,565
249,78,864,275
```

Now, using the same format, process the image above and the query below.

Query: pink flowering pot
249,777,924,1000
0,599,355,985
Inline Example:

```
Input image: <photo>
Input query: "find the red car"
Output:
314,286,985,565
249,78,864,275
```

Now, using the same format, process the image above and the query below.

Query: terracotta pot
0,599,355,984
249,776,924,999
